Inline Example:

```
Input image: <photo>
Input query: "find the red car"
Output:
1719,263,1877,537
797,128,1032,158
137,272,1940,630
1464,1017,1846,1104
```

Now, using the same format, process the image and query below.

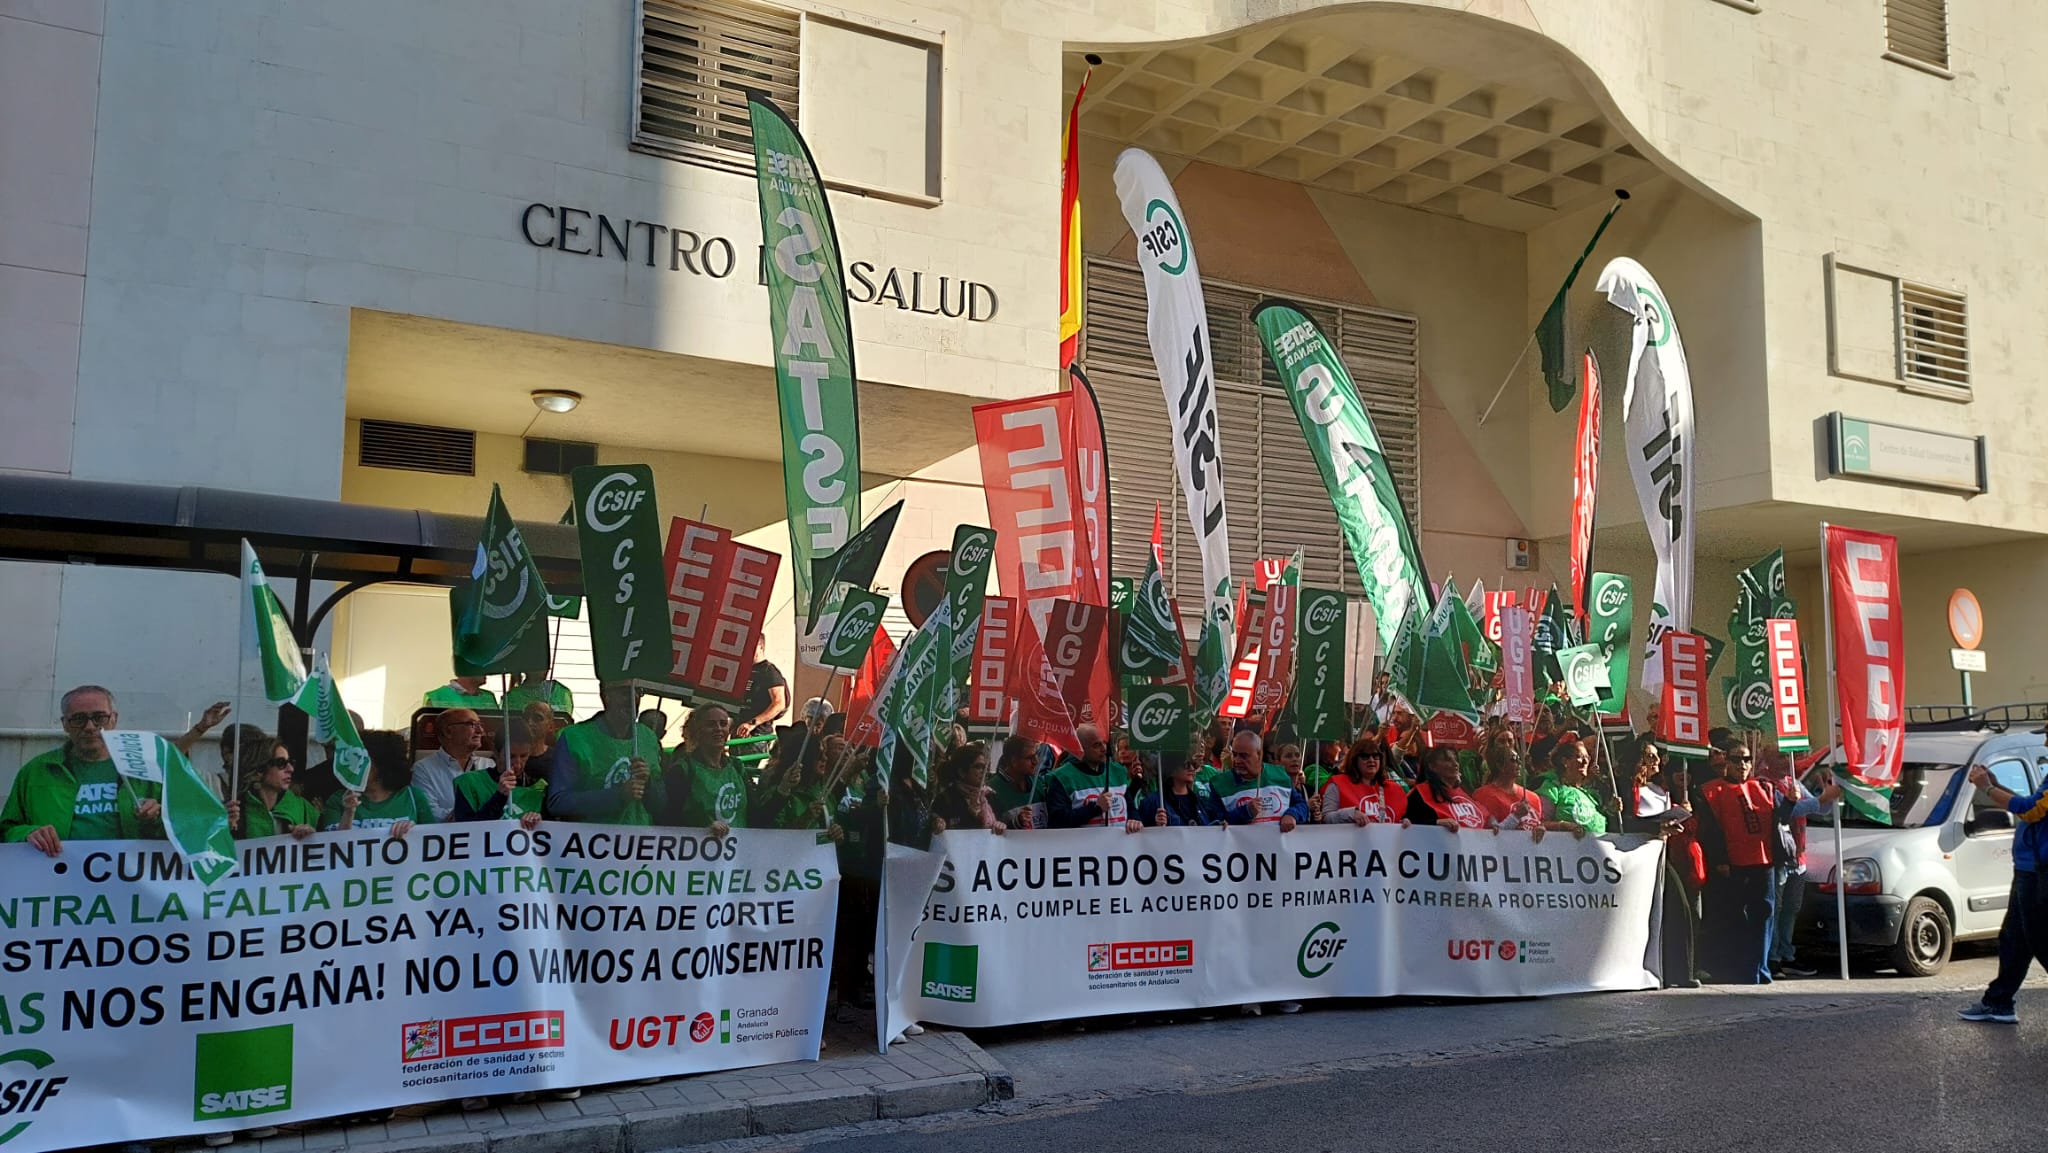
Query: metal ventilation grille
634,0,801,175
1886,0,1949,70
1082,257,1421,604
1899,282,1968,389
358,420,476,476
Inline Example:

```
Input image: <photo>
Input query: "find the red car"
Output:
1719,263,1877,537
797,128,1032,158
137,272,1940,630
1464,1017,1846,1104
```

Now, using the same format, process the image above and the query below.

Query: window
1885,0,1951,74
1824,254,1970,396
634,0,802,175
1083,257,1420,635
633,0,943,202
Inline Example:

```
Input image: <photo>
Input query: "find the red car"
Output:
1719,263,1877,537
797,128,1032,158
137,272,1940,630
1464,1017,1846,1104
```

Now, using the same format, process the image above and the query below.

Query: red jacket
1699,778,1777,869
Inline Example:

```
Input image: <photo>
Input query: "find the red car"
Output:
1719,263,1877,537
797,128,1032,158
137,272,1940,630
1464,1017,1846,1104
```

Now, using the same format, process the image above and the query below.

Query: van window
1976,759,2033,808
1840,765,1962,828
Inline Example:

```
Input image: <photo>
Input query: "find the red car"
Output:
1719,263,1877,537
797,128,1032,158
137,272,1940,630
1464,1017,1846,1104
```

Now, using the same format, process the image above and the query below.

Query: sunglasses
266,757,295,770
63,711,113,729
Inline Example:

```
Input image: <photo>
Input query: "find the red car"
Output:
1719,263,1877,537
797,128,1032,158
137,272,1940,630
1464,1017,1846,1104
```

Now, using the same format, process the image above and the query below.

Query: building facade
2,0,2039,775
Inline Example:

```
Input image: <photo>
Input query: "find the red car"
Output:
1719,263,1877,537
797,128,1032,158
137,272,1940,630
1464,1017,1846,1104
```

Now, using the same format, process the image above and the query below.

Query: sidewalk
157,1020,1011,1153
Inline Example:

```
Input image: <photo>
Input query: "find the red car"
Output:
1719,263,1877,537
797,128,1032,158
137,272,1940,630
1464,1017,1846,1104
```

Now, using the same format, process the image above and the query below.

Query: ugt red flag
1250,582,1296,715
1011,605,1081,755
1826,526,1905,787
1500,604,1536,723
1569,351,1602,626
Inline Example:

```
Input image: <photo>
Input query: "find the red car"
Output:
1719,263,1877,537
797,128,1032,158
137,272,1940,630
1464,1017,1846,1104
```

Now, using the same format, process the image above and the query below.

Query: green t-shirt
321,786,436,831
453,769,546,820
237,789,321,839
670,750,749,829
505,680,574,717
424,684,500,710
557,719,660,826
761,778,837,831
1537,776,1607,836
68,759,124,841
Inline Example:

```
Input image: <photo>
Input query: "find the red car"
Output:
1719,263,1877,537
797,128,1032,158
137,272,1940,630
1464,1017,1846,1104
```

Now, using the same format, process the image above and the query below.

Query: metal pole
1961,670,1974,710
231,630,249,805
1819,521,1850,982
1476,331,1539,428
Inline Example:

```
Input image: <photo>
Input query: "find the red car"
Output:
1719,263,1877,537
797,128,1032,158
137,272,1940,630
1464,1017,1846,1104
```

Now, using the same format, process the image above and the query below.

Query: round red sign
1948,588,1984,651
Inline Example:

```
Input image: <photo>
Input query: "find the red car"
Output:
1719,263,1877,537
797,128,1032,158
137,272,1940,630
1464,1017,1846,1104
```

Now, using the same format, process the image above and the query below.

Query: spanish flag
1058,66,1091,369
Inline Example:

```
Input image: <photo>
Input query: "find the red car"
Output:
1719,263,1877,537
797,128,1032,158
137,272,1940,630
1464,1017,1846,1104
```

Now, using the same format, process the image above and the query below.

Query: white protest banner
0,826,837,1152
884,825,1661,1033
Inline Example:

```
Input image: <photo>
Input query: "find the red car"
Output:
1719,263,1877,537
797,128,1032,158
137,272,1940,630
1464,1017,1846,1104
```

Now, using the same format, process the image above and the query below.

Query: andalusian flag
1533,191,1626,412
241,540,306,706
1836,776,1893,826
1058,62,1092,368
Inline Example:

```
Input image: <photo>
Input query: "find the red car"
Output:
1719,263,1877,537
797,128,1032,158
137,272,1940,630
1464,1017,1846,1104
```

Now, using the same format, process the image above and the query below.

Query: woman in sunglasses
231,733,319,840
1320,737,1407,826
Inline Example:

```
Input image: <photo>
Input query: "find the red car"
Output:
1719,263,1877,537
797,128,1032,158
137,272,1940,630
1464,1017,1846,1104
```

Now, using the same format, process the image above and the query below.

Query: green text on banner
569,464,669,683
1252,301,1430,652
750,96,860,631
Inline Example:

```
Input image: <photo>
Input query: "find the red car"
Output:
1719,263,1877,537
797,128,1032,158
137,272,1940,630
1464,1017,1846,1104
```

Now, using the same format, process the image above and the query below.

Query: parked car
1797,704,2048,976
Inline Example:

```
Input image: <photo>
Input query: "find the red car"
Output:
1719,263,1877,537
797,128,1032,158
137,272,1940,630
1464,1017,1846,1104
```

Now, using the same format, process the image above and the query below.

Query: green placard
1126,684,1192,754
1293,587,1349,741
1587,572,1633,717
569,464,669,683
820,587,888,674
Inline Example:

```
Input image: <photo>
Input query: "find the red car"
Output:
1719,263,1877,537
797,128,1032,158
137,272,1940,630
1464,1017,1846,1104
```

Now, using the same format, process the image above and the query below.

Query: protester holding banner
547,682,660,825
1,685,164,855
231,733,319,840
1041,724,1132,828
1404,747,1489,831
1218,731,1306,829
451,718,546,827
930,742,1007,834
1320,738,1407,826
833,750,885,1023
664,704,747,834
1535,737,1610,837
887,749,937,850
422,673,498,710
1134,753,1228,827
987,735,1043,830
411,707,494,822
321,730,431,836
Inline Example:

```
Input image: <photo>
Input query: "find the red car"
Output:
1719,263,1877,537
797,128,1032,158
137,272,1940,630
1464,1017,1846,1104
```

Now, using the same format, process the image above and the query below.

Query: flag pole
1475,333,1539,429
1478,189,1628,428
1818,521,1850,982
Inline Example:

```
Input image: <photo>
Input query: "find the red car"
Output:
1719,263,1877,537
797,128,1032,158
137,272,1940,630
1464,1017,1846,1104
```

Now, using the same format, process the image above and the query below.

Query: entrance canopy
0,473,584,641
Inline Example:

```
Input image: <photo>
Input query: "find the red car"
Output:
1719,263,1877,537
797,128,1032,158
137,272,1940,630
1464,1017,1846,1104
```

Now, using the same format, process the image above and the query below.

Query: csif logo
1595,579,1628,615
193,1024,294,1121
1297,922,1347,978
582,471,649,533
954,536,993,572
1126,689,1185,746
1138,199,1188,276
1302,598,1344,637
0,1048,65,1147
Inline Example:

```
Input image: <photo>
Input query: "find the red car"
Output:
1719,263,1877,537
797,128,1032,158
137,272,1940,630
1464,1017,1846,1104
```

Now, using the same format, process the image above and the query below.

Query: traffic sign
1951,648,1987,673
1948,588,1983,650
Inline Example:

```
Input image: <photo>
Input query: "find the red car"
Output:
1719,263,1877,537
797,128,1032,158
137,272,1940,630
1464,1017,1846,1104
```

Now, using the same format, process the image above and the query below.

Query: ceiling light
531,389,581,414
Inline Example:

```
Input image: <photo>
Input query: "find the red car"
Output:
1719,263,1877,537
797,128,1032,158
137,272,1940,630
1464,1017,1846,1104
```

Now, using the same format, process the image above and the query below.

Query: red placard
1826,526,1905,787
694,543,779,702
968,596,1017,724
843,627,898,750
1657,631,1710,753
1250,582,1296,714
973,393,1080,637
662,518,729,688
1422,711,1481,750
1482,590,1518,645
1042,600,1109,730
1500,605,1535,723
1012,610,1081,754
1765,618,1811,752
1569,350,1603,627
1220,600,1265,719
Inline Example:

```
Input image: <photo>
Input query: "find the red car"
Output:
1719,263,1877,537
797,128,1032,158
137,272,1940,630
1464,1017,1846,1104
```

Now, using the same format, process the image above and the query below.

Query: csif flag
807,501,904,635
1825,525,1905,789
294,653,372,792
1597,257,1695,694
1113,148,1234,645
750,95,861,632
938,526,997,717
1569,351,1603,626
1587,571,1634,719
454,484,550,673
1117,506,1184,676
1252,300,1430,651
1293,588,1348,741
570,464,669,683
240,540,306,706
106,729,238,887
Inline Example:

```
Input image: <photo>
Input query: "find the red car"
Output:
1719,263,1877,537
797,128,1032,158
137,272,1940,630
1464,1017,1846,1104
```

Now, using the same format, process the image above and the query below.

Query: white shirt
412,748,493,822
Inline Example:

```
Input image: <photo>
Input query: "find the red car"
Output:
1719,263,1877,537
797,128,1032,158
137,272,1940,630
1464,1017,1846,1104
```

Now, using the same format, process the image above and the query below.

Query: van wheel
1889,896,1951,977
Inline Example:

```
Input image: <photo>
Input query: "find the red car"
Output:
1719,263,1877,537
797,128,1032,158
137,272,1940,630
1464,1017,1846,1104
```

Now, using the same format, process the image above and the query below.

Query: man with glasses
1,685,164,856
1695,738,1839,984
411,707,494,822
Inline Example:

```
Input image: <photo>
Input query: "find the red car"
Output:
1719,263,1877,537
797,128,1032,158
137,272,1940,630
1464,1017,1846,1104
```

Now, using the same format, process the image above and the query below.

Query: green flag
451,589,548,678
808,501,903,631
1837,777,1893,826
1448,587,1497,676
1533,582,1574,687
1118,551,1183,677
1252,301,1430,652
569,463,669,683
1535,195,1624,412
1192,577,1234,719
938,526,995,718
1415,581,1479,721
1727,550,1790,728
240,540,306,707
883,597,951,787
819,587,888,674
1386,600,1426,707
1293,587,1348,741
751,95,861,632
455,484,550,672
1557,644,1612,707
1587,572,1633,718
293,653,371,792
106,729,237,887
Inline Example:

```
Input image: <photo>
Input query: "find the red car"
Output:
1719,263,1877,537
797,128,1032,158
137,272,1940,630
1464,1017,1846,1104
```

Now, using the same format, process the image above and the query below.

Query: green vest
506,680,574,717
453,769,546,820
1538,775,1608,836
762,778,836,830
670,750,749,829
236,789,321,840
1047,759,1132,825
557,719,658,826
424,684,500,710
1216,763,1296,822
988,771,1042,827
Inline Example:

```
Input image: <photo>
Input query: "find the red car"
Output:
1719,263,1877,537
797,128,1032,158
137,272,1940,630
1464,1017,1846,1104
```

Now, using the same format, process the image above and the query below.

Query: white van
1797,707,2048,976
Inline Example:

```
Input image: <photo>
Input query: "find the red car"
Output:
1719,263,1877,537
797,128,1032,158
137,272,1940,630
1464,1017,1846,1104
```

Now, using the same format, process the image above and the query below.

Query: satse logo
193,1024,294,1121
0,1048,65,1147
921,943,979,1002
